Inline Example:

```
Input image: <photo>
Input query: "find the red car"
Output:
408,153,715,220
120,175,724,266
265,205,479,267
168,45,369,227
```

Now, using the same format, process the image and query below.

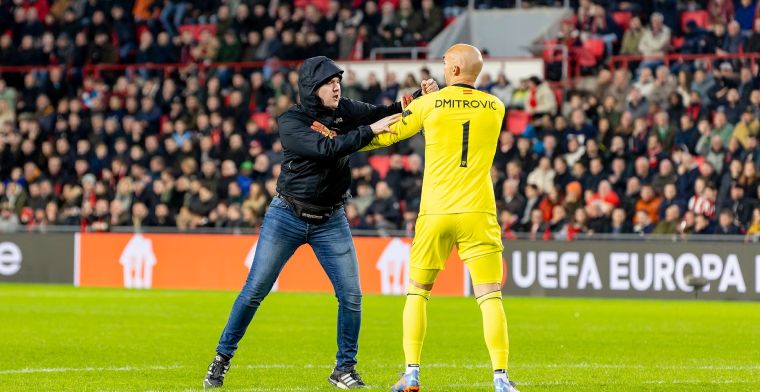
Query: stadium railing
369,47,429,60
608,52,760,72
0,60,306,85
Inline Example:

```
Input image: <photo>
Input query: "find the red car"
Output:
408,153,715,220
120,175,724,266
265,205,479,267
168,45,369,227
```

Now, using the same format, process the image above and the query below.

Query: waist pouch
281,195,339,224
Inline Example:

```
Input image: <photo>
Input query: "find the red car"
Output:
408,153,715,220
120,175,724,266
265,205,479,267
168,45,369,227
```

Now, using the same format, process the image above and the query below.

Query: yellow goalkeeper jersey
361,84,505,216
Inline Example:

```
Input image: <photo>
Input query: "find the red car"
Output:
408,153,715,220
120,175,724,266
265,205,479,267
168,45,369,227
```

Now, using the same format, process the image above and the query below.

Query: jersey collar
452,83,476,89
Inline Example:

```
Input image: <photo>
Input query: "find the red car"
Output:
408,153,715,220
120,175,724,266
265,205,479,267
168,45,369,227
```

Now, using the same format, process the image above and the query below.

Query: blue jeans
216,196,362,371
160,2,187,36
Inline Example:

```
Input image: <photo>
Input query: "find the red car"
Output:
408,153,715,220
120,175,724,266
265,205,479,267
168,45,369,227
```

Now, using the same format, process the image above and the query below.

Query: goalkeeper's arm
359,98,425,152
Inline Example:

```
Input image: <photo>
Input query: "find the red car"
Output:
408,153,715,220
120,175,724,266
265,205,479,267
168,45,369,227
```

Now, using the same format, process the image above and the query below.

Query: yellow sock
402,286,429,365
478,291,509,370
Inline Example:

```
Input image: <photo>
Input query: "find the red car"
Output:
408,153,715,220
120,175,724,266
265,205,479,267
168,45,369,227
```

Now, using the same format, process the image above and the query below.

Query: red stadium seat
671,36,685,49
368,156,391,178
583,38,605,60
294,0,330,13
681,10,709,32
543,39,564,63
252,112,271,131
611,11,632,31
506,110,531,135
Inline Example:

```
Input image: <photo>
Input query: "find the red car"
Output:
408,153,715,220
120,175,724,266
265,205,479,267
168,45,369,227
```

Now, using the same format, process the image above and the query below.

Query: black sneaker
203,354,231,388
328,368,366,389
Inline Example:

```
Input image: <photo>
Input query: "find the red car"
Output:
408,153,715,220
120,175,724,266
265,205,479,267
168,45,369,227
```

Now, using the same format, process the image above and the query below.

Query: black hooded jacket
276,56,413,206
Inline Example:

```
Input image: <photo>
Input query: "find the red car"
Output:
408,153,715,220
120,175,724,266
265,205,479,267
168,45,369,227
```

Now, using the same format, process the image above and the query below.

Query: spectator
652,204,681,234
652,159,677,194
620,16,644,55
519,184,542,226
708,0,735,26
714,208,741,234
217,31,242,62
722,182,754,228
675,115,700,154
745,17,760,52
408,0,443,43
633,209,655,234
548,205,569,238
626,88,649,120
700,135,727,174
732,108,760,149
638,13,671,59
563,181,584,218
721,20,746,54
588,179,620,214
610,207,632,234
635,184,662,224
658,182,686,220
0,202,19,232
368,181,401,229
738,160,759,199
689,182,717,219
501,179,525,219
526,77,558,116
526,157,555,193
745,207,760,239
694,212,715,234
538,187,563,222
491,74,513,108
680,20,707,54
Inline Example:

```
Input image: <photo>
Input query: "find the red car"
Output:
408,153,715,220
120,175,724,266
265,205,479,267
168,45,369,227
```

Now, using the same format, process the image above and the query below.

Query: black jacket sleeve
343,89,423,125
278,114,376,161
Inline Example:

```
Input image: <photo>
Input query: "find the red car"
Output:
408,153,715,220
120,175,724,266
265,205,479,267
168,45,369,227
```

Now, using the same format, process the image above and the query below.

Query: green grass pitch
1,284,759,391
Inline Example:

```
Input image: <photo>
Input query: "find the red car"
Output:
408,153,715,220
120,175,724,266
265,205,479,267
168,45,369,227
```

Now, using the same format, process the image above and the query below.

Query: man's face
317,77,341,109
720,213,732,227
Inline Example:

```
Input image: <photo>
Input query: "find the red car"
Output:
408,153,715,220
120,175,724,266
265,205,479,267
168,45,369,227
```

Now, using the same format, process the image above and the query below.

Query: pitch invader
360,44,519,392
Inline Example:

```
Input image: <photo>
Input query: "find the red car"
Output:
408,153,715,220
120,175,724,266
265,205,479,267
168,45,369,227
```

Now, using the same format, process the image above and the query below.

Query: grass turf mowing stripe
1,284,759,391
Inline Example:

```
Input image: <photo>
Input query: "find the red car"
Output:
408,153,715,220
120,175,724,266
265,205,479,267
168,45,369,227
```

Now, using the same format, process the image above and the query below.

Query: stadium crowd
1,0,760,239
0,0,449,66
550,0,760,78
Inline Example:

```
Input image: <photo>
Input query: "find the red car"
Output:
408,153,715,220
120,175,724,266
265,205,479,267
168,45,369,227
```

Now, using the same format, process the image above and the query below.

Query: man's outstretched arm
359,98,425,152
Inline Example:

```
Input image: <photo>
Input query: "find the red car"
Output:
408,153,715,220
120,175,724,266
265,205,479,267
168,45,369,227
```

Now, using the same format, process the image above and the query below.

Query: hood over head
298,56,344,116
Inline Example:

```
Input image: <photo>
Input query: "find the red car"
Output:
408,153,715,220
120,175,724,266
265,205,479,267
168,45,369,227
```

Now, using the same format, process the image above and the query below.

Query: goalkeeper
361,44,519,392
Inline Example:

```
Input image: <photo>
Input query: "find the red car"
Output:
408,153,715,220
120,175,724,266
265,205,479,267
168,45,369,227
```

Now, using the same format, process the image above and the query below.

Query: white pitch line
0,365,183,375
168,379,758,392
425,363,760,371
3,362,760,375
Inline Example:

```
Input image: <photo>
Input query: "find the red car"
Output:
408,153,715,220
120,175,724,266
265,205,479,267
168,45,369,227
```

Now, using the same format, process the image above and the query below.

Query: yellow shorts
410,212,503,270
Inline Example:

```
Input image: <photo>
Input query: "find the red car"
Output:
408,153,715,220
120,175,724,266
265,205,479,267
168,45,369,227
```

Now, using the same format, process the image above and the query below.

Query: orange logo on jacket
311,121,337,139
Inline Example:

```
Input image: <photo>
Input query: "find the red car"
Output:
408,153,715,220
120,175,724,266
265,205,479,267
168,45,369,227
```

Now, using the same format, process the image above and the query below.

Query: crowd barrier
0,58,543,91
1,233,758,300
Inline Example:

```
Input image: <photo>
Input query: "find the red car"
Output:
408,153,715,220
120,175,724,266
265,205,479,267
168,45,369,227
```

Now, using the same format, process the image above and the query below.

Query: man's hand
401,93,414,109
370,114,401,135
421,78,439,95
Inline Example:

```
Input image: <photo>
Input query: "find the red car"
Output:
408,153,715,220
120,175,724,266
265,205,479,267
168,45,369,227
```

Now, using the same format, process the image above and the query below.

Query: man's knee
240,287,268,307
407,280,434,300
474,284,502,306
407,267,439,300
240,277,274,306
337,289,362,312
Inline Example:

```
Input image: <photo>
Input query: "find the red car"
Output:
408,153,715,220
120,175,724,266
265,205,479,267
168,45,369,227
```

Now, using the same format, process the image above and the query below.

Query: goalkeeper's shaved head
443,44,483,86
